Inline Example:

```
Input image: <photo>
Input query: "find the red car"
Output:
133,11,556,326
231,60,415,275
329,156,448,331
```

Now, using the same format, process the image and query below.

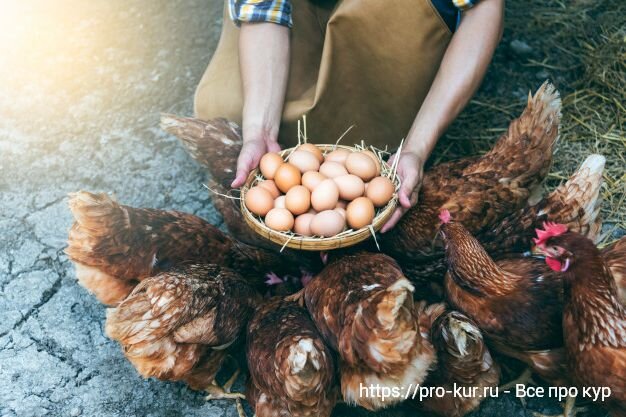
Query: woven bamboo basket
240,143,400,251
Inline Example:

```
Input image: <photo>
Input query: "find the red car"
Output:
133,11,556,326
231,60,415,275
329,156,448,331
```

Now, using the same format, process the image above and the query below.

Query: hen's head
533,222,597,272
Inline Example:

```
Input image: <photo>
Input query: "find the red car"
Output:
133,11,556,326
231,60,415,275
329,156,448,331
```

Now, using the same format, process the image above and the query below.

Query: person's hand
231,133,281,188
380,151,424,233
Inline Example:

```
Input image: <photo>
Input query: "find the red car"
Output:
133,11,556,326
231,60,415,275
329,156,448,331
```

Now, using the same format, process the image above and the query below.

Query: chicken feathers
66,191,303,304
246,297,337,417
105,263,259,389
304,252,435,410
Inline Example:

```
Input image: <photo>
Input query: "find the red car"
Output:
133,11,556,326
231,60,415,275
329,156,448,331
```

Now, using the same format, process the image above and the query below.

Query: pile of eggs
244,144,395,237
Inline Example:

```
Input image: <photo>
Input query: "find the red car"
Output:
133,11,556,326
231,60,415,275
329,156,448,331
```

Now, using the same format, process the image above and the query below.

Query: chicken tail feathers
66,191,143,305
160,114,242,188
544,154,605,242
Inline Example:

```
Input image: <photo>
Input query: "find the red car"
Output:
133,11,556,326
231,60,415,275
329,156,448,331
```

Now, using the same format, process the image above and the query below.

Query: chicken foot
205,357,247,417
498,368,536,391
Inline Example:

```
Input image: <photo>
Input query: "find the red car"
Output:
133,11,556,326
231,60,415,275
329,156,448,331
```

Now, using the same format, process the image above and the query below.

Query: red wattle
545,257,563,272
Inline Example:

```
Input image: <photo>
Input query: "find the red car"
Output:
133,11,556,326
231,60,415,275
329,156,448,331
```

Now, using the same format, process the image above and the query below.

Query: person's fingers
231,154,251,188
387,152,398,166
380,206,406,233
399,170,418,209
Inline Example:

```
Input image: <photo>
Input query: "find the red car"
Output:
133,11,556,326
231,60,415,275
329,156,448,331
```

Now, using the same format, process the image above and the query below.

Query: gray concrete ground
0,1,612,417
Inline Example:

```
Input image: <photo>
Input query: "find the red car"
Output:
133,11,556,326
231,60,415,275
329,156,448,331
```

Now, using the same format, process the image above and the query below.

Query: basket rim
240,143,399,251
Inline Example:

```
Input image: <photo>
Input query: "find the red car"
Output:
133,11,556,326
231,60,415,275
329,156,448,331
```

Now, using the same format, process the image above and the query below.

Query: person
194,0,504,231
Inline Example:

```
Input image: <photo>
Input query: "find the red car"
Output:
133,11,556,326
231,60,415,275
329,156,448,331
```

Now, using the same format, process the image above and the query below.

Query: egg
274,195,286,209
285,185,311,215
324,148,351,165
293,213,315,236
297,143,324,163
310,210,346,237
288,150,321,173
259,153,284,179
302,171,326,192
274,163,302,193
335,207,346,219
345,152,377,181
366,176,395,207
346,197,375,229
257,180,280,198
319,161,348,178
334,174,365,201
311,179,339,211
245,186,274,216
265,208,294,232
362,150,381,176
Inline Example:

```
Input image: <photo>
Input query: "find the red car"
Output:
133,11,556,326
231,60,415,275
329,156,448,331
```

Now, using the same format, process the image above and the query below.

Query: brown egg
302,171,327,192
274,163,302,193
285,185,311,215
259,153,284,180
319,161,348,178
366,176,395,207
274,195,286,209
257,180,280,199
310,210,346,237
362,150,381,176
346,197,375,229
265,208,294,232
334,174,365,201
346,152,377,182
288,150,321,173
335,207,346,219
297,143,324,163
294,213,315,236
324,148,351,165
245,186,274,216
311,179,339,211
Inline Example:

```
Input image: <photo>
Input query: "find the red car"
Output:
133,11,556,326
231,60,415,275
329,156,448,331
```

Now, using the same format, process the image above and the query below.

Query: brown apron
194,0,452,150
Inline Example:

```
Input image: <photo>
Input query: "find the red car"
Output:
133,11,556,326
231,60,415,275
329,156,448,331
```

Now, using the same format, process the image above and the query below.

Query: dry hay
431,0,625,242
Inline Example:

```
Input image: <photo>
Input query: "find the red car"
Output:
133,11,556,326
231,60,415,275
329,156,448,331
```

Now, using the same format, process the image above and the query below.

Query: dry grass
432,0,625,242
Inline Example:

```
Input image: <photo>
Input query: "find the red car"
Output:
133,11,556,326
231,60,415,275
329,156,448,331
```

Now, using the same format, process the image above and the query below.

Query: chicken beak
530,243,545,257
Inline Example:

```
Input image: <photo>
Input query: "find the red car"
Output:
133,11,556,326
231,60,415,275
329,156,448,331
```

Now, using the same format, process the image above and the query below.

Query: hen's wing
602,237,626,305
418,310,500,417
481,154,605,258
304,252,435,410
246,297,337,417
66,191,308,304
105,263,259,389
383,82,561,263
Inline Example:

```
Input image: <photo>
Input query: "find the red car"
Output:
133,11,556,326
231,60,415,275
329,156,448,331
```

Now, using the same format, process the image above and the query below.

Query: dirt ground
0,1,617,417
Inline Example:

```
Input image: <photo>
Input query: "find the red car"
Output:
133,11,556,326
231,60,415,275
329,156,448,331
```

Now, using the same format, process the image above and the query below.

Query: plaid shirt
229,0,479,29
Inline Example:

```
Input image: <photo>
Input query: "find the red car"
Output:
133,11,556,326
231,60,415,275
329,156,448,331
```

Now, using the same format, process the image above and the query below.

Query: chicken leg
205,356,247,417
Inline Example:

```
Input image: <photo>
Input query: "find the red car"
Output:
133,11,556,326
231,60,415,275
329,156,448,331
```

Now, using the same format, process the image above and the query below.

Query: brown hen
246,297,337,417
105,263,259,391
382,82,561,269
415,305,500,417
303,252,436,410
439,213,567,385
535,227,626,416
66,191,306,305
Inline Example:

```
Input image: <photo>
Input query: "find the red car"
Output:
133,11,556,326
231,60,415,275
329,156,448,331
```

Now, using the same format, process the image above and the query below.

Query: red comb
533,222,568,246
439,209,451,224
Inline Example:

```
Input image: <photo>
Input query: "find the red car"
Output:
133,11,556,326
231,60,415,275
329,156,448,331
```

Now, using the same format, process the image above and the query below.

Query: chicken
400,153,605,296
65,191,308,305
479,153,605,258
439,210,567,385
382,82,561,269
246,297,337,417
105,263,259,394
415,304,500,417
534,226,626,416
602,237,626,305
302,251,436,410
